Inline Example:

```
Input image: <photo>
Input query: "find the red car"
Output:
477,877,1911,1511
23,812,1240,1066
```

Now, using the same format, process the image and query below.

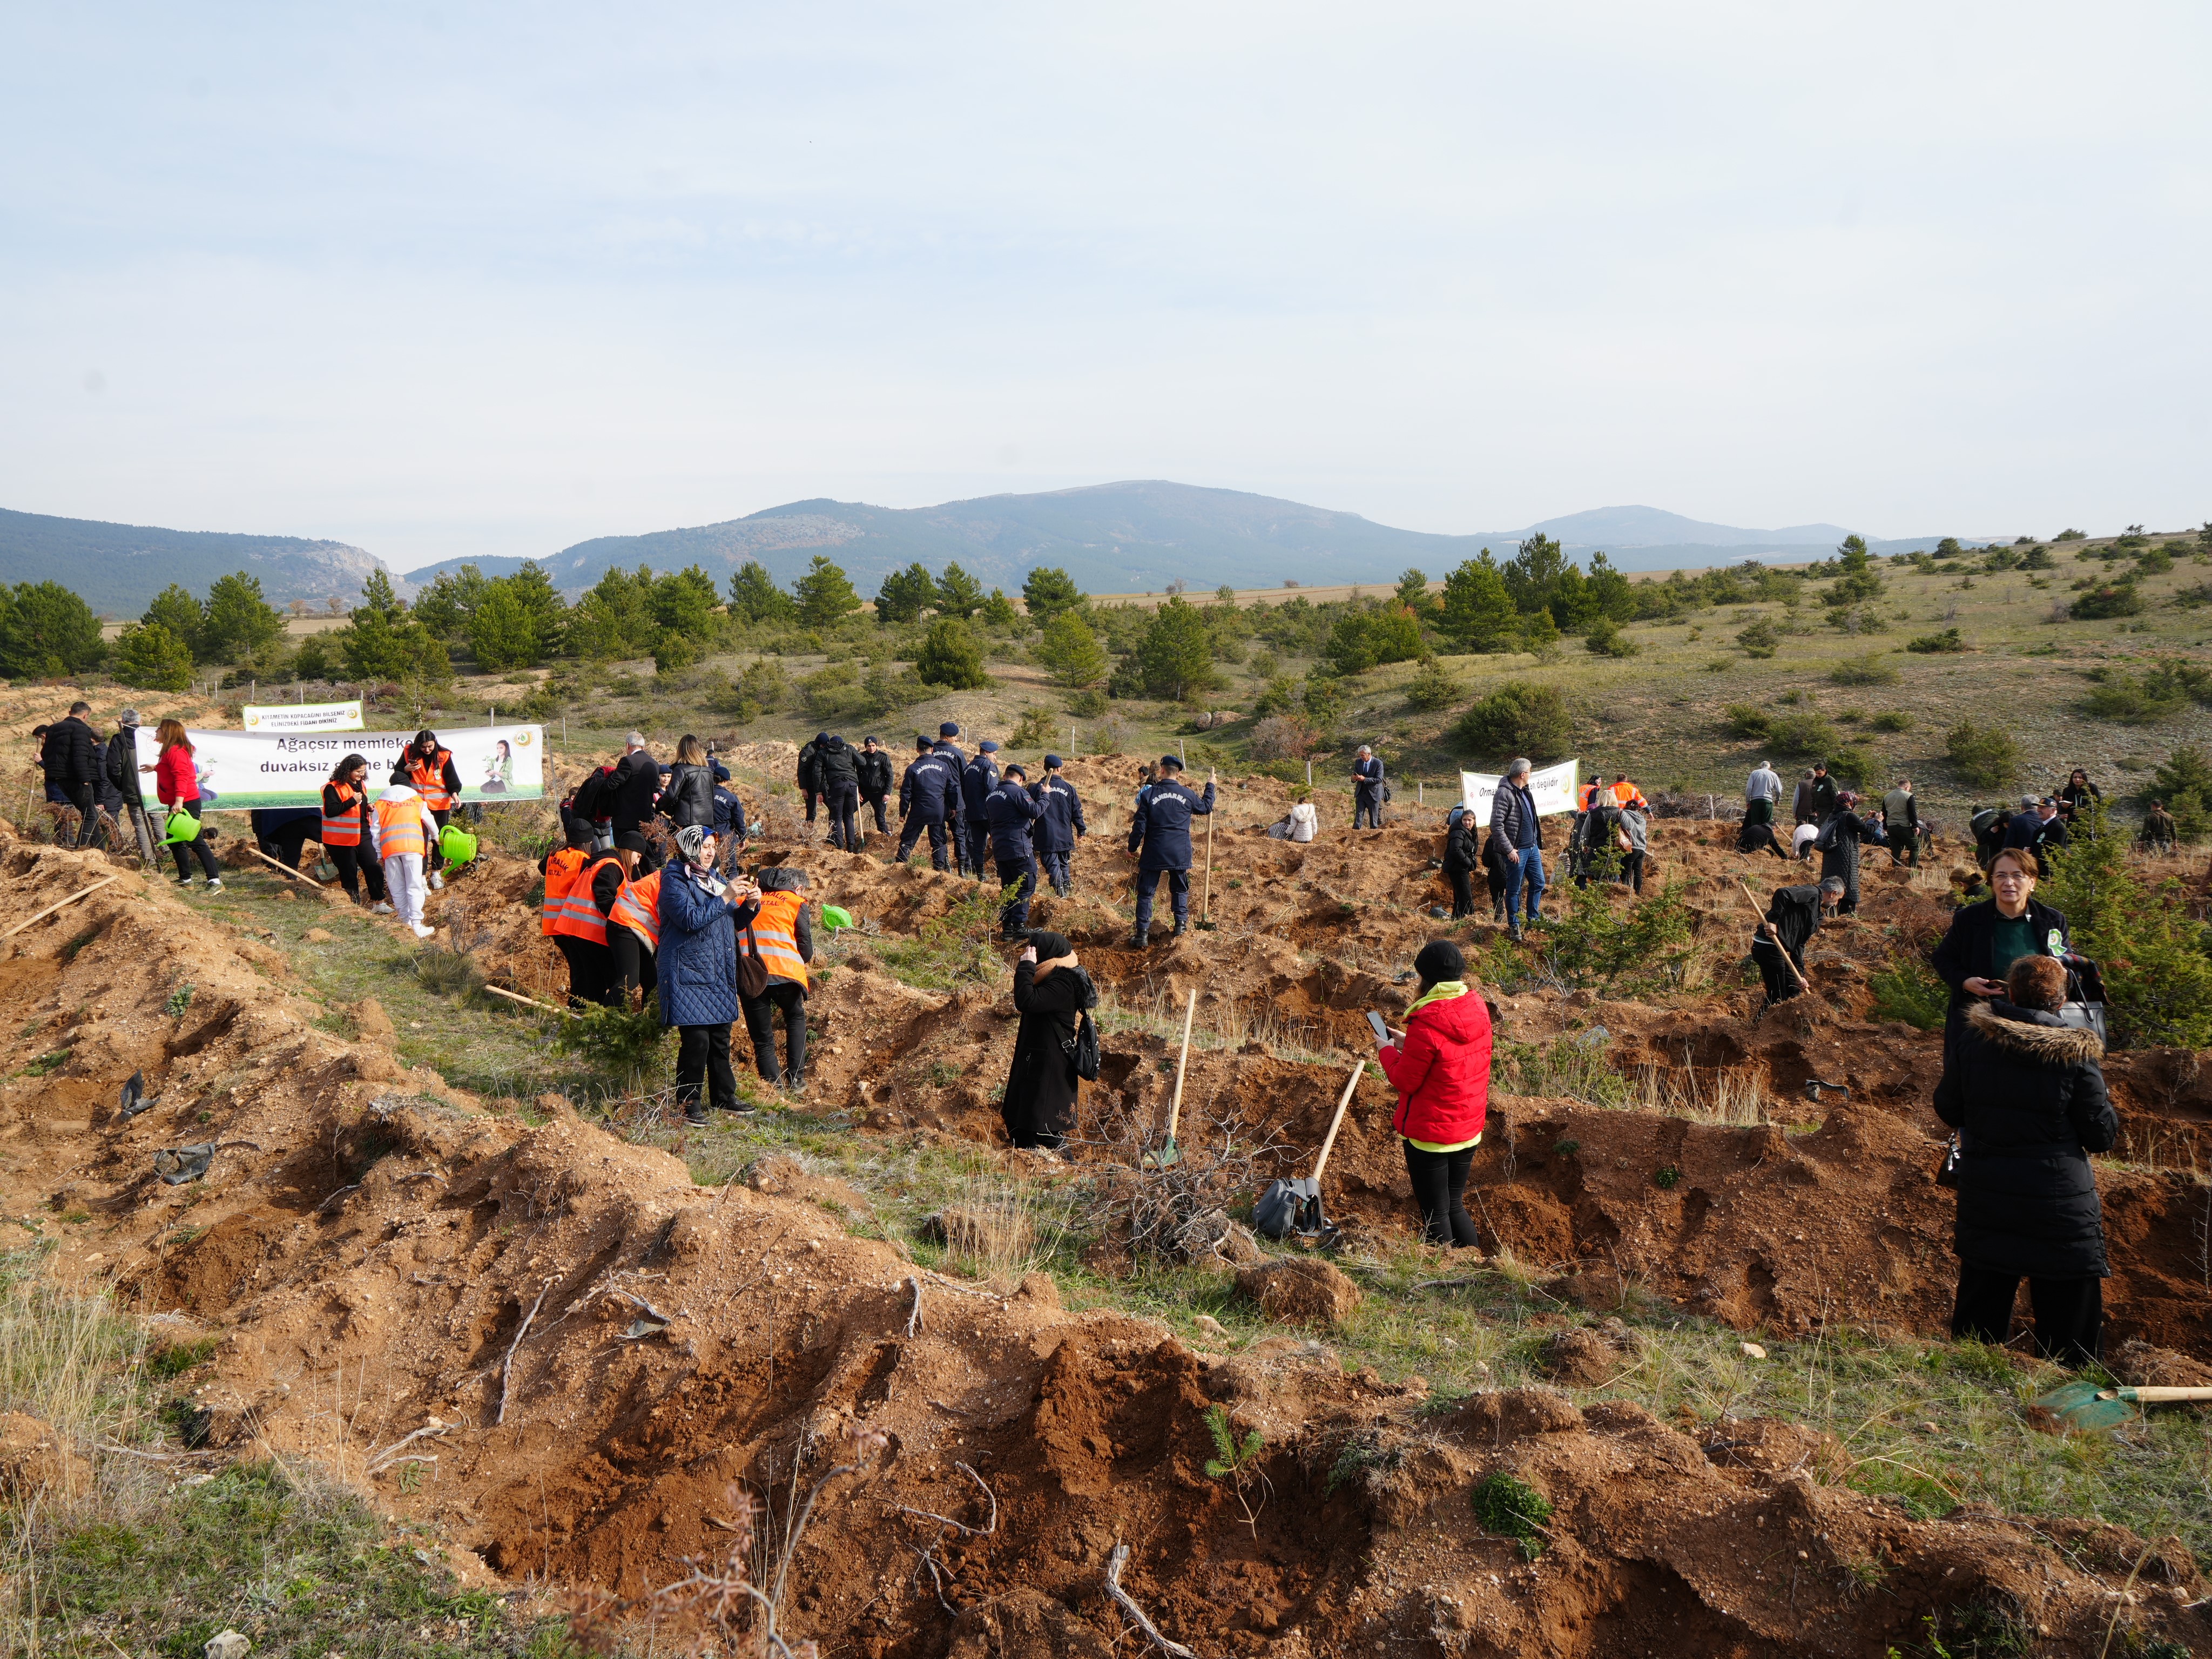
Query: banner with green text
132,724,546,811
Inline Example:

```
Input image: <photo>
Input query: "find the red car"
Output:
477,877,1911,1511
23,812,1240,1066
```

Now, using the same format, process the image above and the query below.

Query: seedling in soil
1472,1471,1553,1560
1552,1139,1580,1157
1653,1165,1682,1190
165,983,195,1016
1203,1404,1269,1536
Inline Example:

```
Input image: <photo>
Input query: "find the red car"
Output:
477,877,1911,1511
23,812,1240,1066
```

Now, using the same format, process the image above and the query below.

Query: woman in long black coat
1441,811,1481,919
1002,929,1097,1153
1933,953,2117,1366
1815,792,1883,914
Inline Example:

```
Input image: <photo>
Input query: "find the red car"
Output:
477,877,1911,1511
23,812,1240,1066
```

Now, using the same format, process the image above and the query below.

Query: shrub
1583,616,1638,657
1825,740,1879,792
1736,619,1780,658
1724,704,1770,740
1009,704,1060,748
1869,711,1912,733
2080,672,2188,724
1534,880,1697,996
1087,713,1131,756
1945,720,2020,790
2071,583,2143,620
1765,713,1837,758
1452,681,1573,764
915,618,993,689
1252,674,1300,717
1403,658,1463,710
1472,1472,1553,1560
1869,955,1947,1029
1035,611,1109,689
2040,803,2212,1048
1906,628,1966,653
112,621,193,692
2150,744,2212,814
1066,686,1109,718
1829,657,1898,686
1249,714,1324,761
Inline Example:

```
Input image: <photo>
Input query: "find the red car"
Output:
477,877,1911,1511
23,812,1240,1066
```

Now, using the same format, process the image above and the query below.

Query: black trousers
553,936,614,1006
1403,1141,1481,1247
826,783,861,850
864,792,890,833
898,812,956,871
166,799,221,881
609,927,657,1004
329,844,386,902
1951,1265,2102,1366
803,787,820,824
1133,866,1190,935
60,781,96,847
966,819,992,876
1448,868,1475,918
676,1022,738,1115
1751,937,1804,1005
996,854,1037,935
262,825,313,871
1621,849,1645,894
740,981,807,1085
1040,848,1071,895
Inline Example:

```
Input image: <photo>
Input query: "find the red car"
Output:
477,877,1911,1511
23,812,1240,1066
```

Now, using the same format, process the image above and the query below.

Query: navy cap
979,739,1000,753
915,735,932,750
1158,753,1183,770
1043,753,1062,768
1002,763,1027,780
940,721,961,737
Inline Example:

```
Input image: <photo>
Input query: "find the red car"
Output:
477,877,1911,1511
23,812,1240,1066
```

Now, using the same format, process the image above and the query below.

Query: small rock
304,928,333,943
1193,1314,1228,1340
1232,1258,1361,1328
204,1633,252,1659
351,999,397,1040
1740,1341,1768,1360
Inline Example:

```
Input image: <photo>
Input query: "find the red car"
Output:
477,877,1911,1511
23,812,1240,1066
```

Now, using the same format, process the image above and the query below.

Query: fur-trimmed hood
1965,999,2103,1065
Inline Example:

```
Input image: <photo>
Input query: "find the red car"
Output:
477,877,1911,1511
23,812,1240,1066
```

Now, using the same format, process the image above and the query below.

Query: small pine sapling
1202,1403,1269,1536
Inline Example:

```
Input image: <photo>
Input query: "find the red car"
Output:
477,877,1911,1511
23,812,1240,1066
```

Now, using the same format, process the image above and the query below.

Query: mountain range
400,483,1961,598
3,485,1971,615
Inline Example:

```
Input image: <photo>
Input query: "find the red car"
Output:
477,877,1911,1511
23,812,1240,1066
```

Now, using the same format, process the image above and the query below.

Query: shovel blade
2031,1379,2139,1433
1143,1139,1182,1169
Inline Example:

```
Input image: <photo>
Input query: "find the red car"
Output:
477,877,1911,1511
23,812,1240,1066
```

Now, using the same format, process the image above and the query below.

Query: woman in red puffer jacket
1375,939,1493,1247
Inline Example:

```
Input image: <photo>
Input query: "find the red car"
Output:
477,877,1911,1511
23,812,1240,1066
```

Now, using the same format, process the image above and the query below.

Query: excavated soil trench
2,757,2209,1656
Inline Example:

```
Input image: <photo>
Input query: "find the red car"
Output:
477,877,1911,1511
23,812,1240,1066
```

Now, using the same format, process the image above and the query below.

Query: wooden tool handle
246,845,319,883
1163,989,1198,1143
1309,1061,1364,1184
2,875,120,939
1735,877,1810,991
2117,1386,2212,1404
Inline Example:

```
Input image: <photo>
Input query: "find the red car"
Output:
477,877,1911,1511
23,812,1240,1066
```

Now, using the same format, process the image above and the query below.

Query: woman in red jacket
152,719,222,890
1376,940,1492,1247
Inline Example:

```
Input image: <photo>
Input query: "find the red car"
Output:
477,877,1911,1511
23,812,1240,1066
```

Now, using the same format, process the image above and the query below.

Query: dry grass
1626,1061,1778,1127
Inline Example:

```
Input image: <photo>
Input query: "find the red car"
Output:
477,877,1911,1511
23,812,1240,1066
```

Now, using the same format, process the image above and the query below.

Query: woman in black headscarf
1002,930,1098,1154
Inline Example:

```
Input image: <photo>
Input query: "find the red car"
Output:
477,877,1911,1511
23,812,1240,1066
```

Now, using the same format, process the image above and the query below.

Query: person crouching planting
1375,940,1494,1249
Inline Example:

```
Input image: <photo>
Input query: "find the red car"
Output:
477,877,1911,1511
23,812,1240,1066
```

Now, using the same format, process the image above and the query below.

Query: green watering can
162,810,200,845
438,823,479,867
820,904,854,932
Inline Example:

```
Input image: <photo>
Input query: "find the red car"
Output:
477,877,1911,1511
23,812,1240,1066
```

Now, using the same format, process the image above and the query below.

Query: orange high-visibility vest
544,852,618,945
748,889,808,988
1610,780,1640,808
408,749,456,812
1579,783,1603,811
320,783,363,847
541,847,585,937
610,871,662,952
374,797,428,861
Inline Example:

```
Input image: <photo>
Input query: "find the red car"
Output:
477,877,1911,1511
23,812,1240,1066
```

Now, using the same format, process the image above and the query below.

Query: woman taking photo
1933,953,2116,1365
1002,930,1097,1154
657,825,757,1126
152,719,222,892
1930,846,2071,1061
320,754,390,912
1375,940,1493,1248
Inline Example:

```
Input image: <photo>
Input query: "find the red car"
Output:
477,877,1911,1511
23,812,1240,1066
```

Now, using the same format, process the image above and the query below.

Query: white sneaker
370,901,394,915
205,879,223,894
428,872,444,891
410,922,436,939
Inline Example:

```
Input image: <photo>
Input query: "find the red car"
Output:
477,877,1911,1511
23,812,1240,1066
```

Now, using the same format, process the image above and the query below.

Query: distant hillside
0,508,400,616
406,482,1965,598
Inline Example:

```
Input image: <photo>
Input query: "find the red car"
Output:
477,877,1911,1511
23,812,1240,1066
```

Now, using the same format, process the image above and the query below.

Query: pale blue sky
3,3,2207,571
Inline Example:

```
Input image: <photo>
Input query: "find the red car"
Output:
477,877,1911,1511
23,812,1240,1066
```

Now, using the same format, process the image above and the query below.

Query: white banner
1459,759,1581,828
134,724,546,810
241,699,363,733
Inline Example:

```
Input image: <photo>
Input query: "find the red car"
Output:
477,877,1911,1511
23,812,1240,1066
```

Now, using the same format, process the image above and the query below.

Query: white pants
383,853,426,926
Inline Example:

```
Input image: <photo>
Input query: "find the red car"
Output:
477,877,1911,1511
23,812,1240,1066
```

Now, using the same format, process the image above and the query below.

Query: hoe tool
1735,877,1810,993
1254,1061,1364,1240
1144,989,1198,1168
2031,1381,2212,1433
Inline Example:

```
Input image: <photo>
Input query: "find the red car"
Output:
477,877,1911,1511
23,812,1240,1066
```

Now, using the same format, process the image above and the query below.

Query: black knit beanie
1413,940,1465,985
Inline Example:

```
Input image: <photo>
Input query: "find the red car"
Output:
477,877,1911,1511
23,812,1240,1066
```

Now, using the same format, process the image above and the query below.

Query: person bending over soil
1375,940,1493,1249
1934,954,2116,1366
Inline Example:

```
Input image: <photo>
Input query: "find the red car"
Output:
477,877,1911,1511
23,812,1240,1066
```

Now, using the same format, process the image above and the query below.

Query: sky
2,3,2208,573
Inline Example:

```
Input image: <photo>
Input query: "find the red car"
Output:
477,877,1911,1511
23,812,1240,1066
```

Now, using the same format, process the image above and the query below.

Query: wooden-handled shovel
1145,989,1198,1168
1735,877,1810,993
1253,1061,1365,1240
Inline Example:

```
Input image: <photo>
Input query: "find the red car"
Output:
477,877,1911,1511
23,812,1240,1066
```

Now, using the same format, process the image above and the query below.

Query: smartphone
1365,1010,1391,1043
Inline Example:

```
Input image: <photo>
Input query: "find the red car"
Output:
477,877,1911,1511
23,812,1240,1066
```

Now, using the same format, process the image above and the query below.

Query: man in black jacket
984,764,1045,936
857,737,895,835
610,733,663,870
816,733,861,851
961,742,1001,879
1805,761,1839,826
1125,755,1215,946
41,700,100,848
1352,746,1385,830
1486,759,1546,942
897,735,963,871
796,734,825,827
105,707,158,865
1750,876,1843,1008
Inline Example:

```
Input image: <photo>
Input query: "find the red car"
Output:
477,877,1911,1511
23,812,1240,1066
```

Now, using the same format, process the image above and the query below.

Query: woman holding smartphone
1374,940,1493,1249
1002,930,1097,1154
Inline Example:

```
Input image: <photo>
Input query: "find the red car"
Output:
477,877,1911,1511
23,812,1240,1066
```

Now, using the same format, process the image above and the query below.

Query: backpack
1064,1009,1101,1082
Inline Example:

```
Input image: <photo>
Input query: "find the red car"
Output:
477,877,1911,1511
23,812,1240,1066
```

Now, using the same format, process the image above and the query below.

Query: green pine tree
0,582,105,678
728,561,797,624
199,571,285,662
934,562,986,620
112,621,193,691
915,617,992,689
468,583,540,670
141,584,207,660
1439,552,1518,651
1036,611,1109,688
2040,802,2212,1048
874,562,937,624
794,556,862,629
1131,596,1221,700
1021,567,1084,621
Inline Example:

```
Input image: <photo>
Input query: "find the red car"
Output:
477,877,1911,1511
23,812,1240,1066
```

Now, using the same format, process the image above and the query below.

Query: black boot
1128,926,1149,949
